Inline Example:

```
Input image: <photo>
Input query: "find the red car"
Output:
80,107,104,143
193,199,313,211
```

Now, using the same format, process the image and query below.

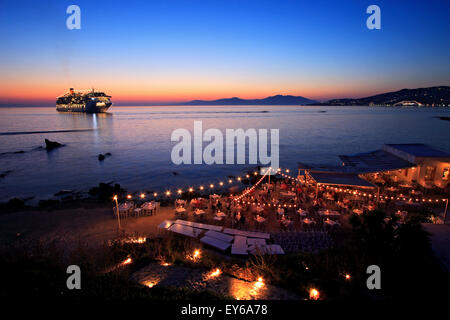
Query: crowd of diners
115,170,445,230
171,176,385,233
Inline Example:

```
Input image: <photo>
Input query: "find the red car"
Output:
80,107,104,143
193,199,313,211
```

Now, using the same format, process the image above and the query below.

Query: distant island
176,86,450,106
312,86,450,107
178,94,317,106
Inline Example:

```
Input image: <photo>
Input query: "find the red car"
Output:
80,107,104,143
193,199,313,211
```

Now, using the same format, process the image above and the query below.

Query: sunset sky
0,0,449,105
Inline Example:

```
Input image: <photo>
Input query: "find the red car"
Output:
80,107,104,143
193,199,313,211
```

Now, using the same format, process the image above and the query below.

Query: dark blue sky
0,0,449,103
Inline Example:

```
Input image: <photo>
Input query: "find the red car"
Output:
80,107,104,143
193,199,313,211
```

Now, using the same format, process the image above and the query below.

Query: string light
111,168,447,204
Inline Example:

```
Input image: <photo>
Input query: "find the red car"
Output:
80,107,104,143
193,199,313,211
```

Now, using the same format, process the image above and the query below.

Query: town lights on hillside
127,194,132,199
140,193,145,199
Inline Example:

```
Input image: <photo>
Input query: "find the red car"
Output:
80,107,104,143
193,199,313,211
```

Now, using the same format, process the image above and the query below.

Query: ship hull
56,101,112,113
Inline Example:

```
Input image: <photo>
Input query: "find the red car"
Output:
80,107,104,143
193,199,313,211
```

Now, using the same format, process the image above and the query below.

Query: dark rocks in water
54,189,73,196
44,138,64,151
0,150,25,156
98,152,112,161
172,171,179,176
436,116,450,121
38,199,60,208
0,198,25,213
0,170,12,179
318,110,327,113
89,182,125,201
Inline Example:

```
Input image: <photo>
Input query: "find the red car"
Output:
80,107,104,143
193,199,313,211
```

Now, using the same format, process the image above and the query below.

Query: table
319,210,340,216
302,218,315,225
297,208,307,216
255,216,266,223
175,207,186,213
280,191,296,197
324,219,338,226
141,202,156,215
255,206,264,213
119,203,132,210
194,209,205,215
353,209,363,215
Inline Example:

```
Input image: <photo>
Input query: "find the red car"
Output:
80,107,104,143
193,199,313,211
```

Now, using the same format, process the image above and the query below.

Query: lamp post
113,195,121,230
444,198,448,224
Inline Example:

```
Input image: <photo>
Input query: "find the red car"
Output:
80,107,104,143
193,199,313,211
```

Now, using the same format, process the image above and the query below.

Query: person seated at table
239,214,246,226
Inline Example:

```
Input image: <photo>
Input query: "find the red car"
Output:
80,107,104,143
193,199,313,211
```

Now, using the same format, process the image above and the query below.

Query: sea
0,105,449,203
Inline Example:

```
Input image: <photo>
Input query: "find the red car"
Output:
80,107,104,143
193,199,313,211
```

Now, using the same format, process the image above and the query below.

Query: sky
0,0,449,105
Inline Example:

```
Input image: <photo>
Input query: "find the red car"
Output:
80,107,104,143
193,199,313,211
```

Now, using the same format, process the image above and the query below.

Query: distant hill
179,94,317,106
314,86,450,106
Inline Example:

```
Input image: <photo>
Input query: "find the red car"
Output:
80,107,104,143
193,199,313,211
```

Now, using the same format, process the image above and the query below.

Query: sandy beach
0,205,175,250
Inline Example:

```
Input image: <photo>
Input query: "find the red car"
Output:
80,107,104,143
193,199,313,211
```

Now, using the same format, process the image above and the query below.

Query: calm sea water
0,105,449,203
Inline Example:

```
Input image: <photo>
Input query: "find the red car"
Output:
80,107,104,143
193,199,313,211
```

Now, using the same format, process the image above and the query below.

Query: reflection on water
0,106,449,201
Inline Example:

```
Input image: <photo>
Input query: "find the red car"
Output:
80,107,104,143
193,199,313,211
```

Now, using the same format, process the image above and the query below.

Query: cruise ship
56,88,112,113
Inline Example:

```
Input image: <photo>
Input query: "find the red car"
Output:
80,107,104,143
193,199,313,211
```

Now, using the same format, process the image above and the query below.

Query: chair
154,202,160,215
133,208,142,217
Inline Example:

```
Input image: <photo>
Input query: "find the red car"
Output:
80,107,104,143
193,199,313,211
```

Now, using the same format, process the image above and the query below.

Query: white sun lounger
168,223,203,238
158,220,174,230
200,236,231,251
204,230,234,243
223,228,270,239
231,236,248,255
